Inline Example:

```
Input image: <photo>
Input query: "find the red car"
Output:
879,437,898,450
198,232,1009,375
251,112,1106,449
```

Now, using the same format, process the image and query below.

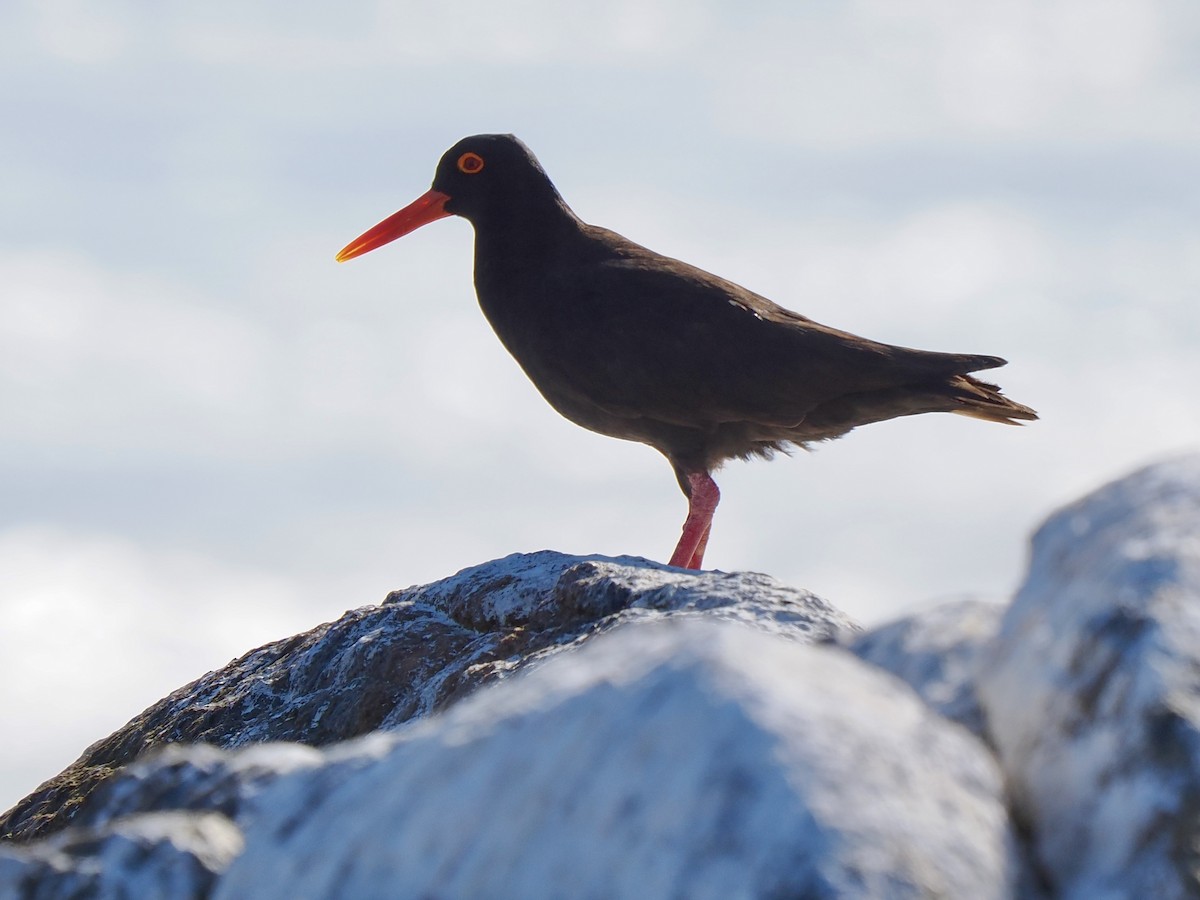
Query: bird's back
471,212,1035,471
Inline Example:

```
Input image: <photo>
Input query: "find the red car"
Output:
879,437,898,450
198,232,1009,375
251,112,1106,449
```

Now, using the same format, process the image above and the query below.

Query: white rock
0,811,242,900
850,599,1004,737
215,619,1019,900
978,454,1200,899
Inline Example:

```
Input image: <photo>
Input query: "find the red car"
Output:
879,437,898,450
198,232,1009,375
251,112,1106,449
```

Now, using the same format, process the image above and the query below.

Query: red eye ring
457,152,485,174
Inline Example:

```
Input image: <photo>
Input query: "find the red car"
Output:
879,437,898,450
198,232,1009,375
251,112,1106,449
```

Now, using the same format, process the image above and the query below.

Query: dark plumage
337,134,1037,569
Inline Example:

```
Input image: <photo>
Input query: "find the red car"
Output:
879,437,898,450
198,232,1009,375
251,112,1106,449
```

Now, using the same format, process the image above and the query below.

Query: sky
2,0,1199,813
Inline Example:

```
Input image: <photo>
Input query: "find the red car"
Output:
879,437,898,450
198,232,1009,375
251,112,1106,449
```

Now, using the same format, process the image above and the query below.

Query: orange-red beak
335,189,452,262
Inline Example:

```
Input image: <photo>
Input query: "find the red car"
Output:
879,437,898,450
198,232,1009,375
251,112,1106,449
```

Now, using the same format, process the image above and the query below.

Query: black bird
337,134,1036,570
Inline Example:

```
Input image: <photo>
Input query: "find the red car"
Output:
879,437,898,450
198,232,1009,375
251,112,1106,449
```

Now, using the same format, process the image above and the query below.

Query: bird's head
336,134,564,263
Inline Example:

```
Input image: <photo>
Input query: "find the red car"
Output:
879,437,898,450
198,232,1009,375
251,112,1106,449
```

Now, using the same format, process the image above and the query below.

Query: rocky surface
5,455,1200,898
0,551,851,844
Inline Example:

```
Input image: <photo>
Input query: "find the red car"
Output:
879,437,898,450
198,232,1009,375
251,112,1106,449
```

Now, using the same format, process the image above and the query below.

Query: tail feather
949,375,1038,425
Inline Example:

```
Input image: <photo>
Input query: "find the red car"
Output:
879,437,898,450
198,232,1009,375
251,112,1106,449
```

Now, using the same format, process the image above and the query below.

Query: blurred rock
0,811,241,900
850,598,1003,738
979,455,1200,899
3,620,1022,900
213,620,1020,899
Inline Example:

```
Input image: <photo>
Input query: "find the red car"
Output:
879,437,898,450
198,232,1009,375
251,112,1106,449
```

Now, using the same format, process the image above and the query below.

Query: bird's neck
470,195,587,295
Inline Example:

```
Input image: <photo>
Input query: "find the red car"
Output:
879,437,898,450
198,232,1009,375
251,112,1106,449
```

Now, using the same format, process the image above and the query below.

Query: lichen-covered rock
0,551,850,843
978,455,1200,899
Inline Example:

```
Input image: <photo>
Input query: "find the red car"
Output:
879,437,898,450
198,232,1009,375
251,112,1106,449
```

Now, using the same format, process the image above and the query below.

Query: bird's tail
948,375,1038,426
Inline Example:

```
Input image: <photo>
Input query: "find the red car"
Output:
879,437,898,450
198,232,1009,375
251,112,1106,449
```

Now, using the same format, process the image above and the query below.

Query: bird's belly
527,373,804,470
530,378,661,444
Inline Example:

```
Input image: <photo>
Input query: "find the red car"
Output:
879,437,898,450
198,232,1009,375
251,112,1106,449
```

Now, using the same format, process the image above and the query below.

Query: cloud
0,525,321,812
711,0,1198,147
0,251,274,458
28,0,133,64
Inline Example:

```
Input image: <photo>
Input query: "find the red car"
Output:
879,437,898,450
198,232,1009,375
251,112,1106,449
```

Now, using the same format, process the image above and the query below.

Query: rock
1,619,1024,900
850,599,1004,738
212,621,1018,900
978,455,1200,899
64,743,323,834
0,551,850,843
0,811,242,900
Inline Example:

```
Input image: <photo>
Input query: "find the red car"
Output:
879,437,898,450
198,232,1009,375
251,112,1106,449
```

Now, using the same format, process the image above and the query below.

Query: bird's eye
457,152,485,174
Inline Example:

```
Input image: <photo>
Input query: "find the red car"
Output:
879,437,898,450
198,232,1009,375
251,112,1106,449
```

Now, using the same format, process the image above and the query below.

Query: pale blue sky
3,0,1199,810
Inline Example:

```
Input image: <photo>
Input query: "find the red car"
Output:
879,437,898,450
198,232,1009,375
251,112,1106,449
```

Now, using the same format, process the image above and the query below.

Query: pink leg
668,471,720,570
686,524,712,569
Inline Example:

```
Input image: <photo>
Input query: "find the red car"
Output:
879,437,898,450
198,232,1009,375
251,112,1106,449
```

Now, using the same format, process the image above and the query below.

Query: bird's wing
530,244,1004,429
